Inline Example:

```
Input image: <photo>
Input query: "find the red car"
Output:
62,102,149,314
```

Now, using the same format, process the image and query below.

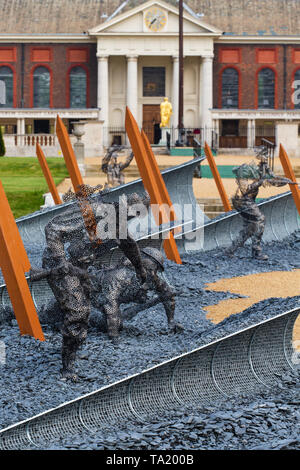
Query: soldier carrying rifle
227,146,297,261
101,145,134,187
30,185,149,381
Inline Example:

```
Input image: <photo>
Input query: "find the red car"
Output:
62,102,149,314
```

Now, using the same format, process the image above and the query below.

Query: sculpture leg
227,218,253,255
103,293,123,343
152,272,183,333
251,215,268,260
48,274,90,381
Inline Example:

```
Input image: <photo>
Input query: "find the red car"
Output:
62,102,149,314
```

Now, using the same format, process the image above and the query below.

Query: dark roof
0,0,299,36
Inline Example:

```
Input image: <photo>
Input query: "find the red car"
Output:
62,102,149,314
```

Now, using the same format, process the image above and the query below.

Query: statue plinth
159,126,168,145
72,121,86,176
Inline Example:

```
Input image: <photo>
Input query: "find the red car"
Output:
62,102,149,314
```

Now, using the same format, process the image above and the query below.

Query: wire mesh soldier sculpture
88,246,183,343
31,185,149,381
227,146,296,260
101,145,134,188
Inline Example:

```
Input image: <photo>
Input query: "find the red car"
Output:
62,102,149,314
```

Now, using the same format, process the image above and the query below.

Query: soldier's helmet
254,145,268,163
232,162,261,180
141,247,165,271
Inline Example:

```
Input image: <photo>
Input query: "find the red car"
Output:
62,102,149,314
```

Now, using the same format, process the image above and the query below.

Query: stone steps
197,198,225,219
85,163,172,178
205,211,225,219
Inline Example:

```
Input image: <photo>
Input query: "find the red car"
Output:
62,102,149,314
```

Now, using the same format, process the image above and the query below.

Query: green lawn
200,164,237,179
0,157,69,219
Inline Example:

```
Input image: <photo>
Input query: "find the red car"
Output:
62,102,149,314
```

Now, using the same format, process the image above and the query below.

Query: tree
0,126,5,157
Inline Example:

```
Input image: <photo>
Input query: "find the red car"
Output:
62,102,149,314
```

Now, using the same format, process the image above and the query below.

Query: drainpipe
283,44,287,110
20,43,25,108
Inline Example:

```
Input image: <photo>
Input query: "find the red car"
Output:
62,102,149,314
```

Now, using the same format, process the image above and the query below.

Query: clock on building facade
144,7,168,32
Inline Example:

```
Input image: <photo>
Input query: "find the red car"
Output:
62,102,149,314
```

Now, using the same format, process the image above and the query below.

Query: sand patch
204,270,300,347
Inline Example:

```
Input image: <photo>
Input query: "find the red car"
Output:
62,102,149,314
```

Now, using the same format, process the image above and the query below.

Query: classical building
1,0,300,156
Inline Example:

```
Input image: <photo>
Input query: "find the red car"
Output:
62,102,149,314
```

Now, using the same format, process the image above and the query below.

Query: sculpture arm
44,209,83,262
242,179,264,196
119,151,134,171
101,147,115,174
118,237,147,284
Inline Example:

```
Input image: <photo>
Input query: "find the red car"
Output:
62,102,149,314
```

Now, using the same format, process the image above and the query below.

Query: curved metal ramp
0,190,299,320
16,158,208,248
177,191,300,253
13,154,300,255
0,307,298,449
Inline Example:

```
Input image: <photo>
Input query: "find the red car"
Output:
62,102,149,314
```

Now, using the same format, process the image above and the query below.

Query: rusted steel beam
0,181,44,340
55,115,101,244
36,143,62,205
56,115,83,192
279,144,300,216
0,181,30,273
125,107,182,264
204,142,232,212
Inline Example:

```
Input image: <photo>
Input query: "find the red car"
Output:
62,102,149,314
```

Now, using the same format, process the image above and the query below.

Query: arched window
293,69,300,109
69,66,87,108
258,68,275,109
221,68,239,108
0,66,13,108
33,66,50,108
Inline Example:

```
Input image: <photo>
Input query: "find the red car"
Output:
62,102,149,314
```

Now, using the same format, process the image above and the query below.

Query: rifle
29,265,90,282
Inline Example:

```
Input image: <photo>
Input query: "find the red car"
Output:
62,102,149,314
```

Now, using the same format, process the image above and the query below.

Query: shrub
0,126,6,157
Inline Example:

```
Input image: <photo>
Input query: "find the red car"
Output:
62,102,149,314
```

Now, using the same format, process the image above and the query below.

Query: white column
247,119,252,149
126,55,138,121
17,118,21,135
212,118,220,148
252,119,256,148
200,55,213,145
20,118,25,135
172,56,179,129
17,118,25,145
97,54,109,146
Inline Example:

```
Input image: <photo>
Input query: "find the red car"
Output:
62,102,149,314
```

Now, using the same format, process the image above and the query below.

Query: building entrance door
142,105,161,144
34,119,50,134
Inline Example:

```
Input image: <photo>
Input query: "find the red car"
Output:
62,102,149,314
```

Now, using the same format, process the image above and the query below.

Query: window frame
0,64,17,108
255,66,277,109
142,66,166,97
66,64,89,108
219,65,241,109
291,67,300,109
30,64,53,108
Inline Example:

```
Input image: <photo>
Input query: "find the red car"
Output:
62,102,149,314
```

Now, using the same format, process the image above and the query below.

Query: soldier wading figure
89,246,182,344
101,145,134,187
31,186,149,381
227,146,296,260
31,185,182,381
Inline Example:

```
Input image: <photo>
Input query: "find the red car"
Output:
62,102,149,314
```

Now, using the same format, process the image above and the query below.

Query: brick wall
0,43,97,108
213,44,300,110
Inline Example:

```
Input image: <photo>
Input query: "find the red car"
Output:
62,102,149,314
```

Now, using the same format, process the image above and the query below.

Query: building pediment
89,0,222,36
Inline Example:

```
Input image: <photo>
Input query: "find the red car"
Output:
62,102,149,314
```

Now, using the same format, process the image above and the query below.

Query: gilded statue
160,97,172,128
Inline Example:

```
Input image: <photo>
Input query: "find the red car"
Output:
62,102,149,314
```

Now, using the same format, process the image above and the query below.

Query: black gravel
0,230,299,450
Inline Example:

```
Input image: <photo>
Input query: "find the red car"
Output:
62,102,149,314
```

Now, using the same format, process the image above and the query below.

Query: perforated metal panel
0,308,298,450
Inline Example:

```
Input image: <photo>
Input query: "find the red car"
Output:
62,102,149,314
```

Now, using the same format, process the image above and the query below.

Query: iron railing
193,137,202,178
219,126,276,149
10,134,57,146
261,138,275,171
